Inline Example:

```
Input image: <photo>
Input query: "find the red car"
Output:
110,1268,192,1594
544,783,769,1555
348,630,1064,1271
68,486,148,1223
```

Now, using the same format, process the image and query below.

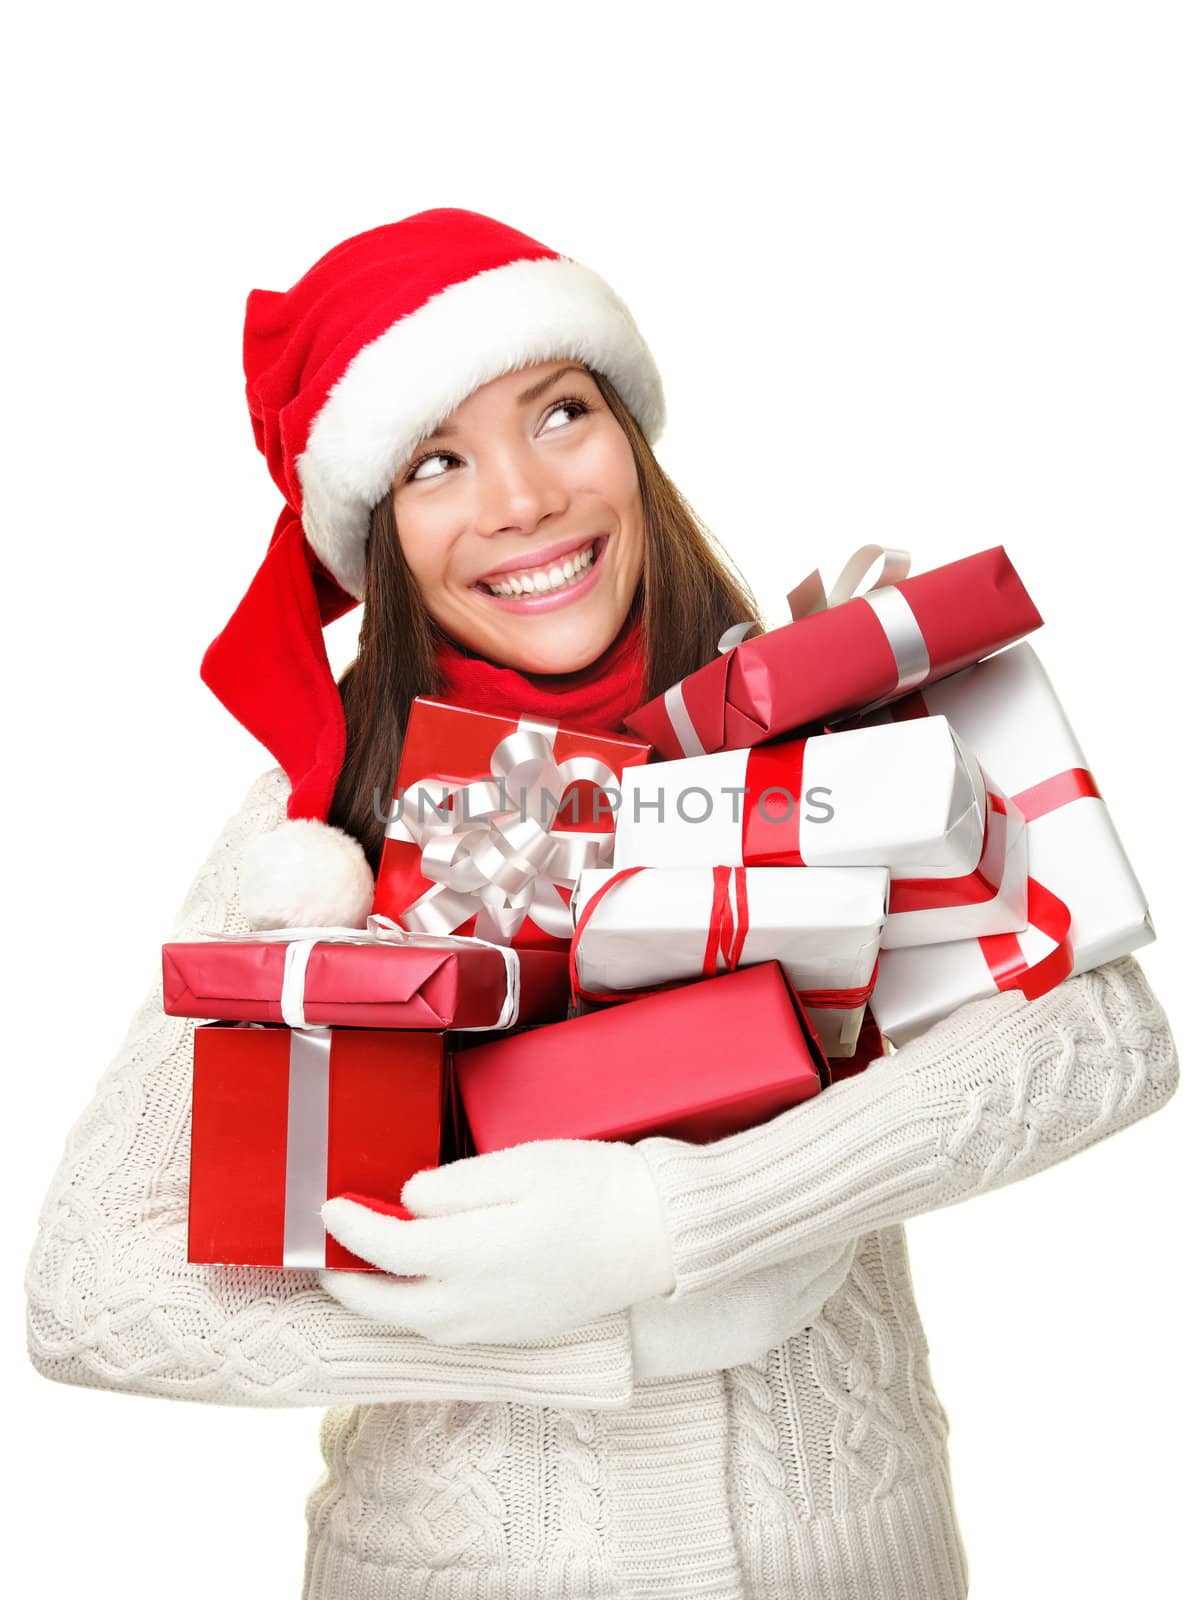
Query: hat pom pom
240,819,376,931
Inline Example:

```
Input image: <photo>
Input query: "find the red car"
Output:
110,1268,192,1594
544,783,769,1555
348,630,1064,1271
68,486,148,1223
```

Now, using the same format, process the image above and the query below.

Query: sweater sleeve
25,765,634,1411
636,955,1180,1302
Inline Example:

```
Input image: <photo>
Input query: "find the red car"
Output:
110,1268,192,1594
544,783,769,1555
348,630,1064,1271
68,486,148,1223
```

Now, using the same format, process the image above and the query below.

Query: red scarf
432,596,647,732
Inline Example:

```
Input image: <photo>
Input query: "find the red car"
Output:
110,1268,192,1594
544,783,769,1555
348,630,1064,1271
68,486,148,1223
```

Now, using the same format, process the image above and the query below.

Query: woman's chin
466,591,627,674
504,631,616,675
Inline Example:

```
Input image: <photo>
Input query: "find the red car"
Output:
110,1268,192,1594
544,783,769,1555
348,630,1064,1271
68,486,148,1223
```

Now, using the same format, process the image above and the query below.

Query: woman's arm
24,766,634,1410
636,955,1179,1302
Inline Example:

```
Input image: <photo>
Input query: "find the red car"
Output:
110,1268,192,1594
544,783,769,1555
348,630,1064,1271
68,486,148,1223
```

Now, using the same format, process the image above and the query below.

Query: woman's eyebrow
515,363,589,404
420,365,589,447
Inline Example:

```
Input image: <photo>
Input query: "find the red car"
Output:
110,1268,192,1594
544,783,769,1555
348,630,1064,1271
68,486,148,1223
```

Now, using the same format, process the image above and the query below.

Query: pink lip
474,535,609,614
477,533,600,583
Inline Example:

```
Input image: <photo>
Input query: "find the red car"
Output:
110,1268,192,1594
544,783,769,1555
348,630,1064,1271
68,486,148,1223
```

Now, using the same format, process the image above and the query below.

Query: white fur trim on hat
295,254,667,600
240,819,376,932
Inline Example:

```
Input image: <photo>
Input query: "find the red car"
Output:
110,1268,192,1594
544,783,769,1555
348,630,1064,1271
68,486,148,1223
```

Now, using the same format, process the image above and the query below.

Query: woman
26,209,1179,1599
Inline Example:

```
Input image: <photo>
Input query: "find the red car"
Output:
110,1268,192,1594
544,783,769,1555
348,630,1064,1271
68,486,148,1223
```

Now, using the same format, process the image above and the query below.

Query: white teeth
483,540,598,598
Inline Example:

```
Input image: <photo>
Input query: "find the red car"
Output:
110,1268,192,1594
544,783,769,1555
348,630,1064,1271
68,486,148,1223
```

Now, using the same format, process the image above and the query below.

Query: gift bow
716,544,915,643
785,543,913,620
787,543,931,701
664,546,928,760
384,721,620,945
192,915,523,1031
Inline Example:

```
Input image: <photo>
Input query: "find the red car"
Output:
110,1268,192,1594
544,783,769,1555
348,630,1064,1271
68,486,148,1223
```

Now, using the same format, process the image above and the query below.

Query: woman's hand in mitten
317,1140,677,1345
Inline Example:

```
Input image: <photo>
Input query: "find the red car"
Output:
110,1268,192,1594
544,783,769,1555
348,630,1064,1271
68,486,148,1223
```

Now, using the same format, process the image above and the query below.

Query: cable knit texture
24,767,635,1412
636,952,1181,1303
26,765,1179,1599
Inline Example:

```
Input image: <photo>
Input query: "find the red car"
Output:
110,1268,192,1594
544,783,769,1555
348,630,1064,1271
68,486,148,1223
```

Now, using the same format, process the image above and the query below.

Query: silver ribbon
861,586,931,695
788,544,930,695
383,716,619,945
195,919,524,1271
663,620,761,760
193,915,522,1031
282,1026,333,1269
662,546,930,758
786,543,912,617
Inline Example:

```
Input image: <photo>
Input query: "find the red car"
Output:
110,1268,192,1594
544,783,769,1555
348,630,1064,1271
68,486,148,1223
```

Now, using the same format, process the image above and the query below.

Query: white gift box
864,642,1155,1044
612,715,1027,948
570,864,888,1058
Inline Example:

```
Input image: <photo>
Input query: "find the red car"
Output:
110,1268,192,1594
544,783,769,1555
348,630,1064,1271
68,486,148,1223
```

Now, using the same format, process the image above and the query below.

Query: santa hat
201,208,666,930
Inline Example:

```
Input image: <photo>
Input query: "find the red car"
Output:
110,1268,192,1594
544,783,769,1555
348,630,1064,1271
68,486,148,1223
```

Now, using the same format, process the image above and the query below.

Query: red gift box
623,546,1042,759
452,961,829,1151
373,697,653,951
164,925,569,1030
187,1023,443,1271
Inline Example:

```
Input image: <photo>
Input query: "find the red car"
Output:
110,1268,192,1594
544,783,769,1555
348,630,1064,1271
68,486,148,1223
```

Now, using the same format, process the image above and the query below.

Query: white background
7,3,1196,1594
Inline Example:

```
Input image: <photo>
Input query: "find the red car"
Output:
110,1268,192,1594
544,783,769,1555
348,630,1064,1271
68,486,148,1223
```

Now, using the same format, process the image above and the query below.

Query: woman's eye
404,398,589,482
541,398,590,433
409,452,457,482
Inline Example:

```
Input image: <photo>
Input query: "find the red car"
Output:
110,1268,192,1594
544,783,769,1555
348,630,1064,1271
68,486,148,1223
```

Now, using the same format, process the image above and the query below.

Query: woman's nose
474,446,570,537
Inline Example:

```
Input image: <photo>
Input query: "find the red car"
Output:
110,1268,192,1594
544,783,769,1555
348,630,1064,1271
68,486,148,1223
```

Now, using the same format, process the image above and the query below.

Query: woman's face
389,360,645,672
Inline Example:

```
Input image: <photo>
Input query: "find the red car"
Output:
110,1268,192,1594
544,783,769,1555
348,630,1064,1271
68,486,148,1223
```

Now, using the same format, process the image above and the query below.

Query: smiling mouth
473,535,609,601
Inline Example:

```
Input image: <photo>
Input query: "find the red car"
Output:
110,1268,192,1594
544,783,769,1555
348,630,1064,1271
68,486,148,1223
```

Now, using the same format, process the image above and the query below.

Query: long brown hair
328,368,763,868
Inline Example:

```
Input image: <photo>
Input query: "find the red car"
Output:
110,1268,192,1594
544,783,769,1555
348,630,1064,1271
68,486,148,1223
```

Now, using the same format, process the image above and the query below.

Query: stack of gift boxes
164,545,1155,1272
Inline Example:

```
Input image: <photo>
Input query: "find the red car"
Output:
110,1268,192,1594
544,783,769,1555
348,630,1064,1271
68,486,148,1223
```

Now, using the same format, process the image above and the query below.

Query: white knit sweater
25,766,1180,1600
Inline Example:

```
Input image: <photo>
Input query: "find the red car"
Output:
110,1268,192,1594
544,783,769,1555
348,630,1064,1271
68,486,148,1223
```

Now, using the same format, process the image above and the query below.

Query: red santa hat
201,208,666,930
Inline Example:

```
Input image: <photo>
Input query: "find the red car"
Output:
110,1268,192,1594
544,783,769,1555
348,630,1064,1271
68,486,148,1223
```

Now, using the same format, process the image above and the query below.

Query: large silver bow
384,723,620,944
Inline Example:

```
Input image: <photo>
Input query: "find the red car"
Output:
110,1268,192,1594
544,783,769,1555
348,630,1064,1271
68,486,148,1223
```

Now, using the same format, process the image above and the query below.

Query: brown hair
327,368,763,868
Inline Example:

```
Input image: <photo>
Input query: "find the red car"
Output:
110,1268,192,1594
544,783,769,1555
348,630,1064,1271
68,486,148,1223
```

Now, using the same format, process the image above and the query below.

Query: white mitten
629,1237,857,1380
319,1139,677,1345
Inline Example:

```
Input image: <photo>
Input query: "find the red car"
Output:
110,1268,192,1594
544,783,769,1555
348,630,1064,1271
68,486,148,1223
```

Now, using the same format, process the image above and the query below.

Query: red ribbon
886,789,1011,913
1010,767,1102,820
978,878,1076,1000
973,767,1099,999
568,864,879,1012
568,867,686,1006
744,733,1017,920
741,741,809,865
702,864,750,975
791,964,880,1011
885,697,1102,1001
873,689,1109,999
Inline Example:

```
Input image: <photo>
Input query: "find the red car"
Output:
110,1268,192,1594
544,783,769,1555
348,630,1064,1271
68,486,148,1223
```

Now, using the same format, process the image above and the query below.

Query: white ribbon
787,544,931,696
861,586,931,695
382,715,620,944
786,543,913,617
193,915,523,1032
282,1026,332,1269
663,620,763,759
662,546,931,757
663,683,704,760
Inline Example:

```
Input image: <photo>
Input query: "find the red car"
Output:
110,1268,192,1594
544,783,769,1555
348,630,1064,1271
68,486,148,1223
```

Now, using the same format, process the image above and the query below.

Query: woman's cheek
398,515,459,596
576,426,639,507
